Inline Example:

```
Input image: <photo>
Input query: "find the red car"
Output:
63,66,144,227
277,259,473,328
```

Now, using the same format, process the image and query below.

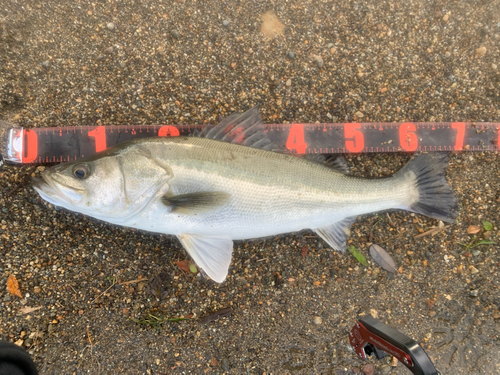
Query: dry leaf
19,306,42,315
260,11,285,38
369,244,397,273
7,275,23,298
467,225,481,234
174,260,191,273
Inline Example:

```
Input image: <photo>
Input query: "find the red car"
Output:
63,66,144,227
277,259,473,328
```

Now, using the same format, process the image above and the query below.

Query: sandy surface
1,0,499,374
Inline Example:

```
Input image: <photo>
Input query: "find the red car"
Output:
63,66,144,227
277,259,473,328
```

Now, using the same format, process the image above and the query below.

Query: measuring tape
2,121,499,164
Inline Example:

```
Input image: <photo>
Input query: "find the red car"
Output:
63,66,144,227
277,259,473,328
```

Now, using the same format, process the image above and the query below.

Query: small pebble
288,51,295,59
470,266,479,274
362,363,375,375
314,55,324,68
104,47,114,54
492,63,497,70
472,250,480,257
42,61,50,68
475,46,487,57
354,111,364,119
470,289,479,297
313,316,322,325
380,365,392,374
221,357,230,372
442,14,449,22
222,20,229,27
286,79,292,87
170,30,180,39
106,22,115,30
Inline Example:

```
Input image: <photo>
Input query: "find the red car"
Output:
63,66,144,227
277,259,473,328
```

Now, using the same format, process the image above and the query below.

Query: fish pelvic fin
396,153,459,223
313,216,357,252
177,234,233,283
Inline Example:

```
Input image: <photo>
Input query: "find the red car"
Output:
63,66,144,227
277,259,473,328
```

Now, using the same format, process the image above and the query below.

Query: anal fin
177,234,233,283
313,216,357,251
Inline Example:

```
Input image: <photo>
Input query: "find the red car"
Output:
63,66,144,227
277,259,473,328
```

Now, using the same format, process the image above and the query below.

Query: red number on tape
452,122,465,151
399,123,418,151
88,126,107,152
23,130,38,163
344,123,364,152
158,126,180,137
286,124,307,154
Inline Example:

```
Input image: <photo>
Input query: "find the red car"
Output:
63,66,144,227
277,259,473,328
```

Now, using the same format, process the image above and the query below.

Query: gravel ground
1,0,500,374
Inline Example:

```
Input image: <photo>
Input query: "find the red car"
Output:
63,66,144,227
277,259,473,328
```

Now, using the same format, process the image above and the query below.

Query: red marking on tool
158,126,180,137
23,130,38,163
344,123,364,152
286,124,307,154
399,123,418,151
88,126,107,152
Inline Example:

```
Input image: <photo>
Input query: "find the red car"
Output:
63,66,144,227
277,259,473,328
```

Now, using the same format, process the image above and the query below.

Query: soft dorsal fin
198,107,279,151
303,155,350,175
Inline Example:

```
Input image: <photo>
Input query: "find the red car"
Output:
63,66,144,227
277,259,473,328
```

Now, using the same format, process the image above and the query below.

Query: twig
118,278,146,286
381,231,406,244
95,278,116,300
386,213,394,226
201,307,232,324
414,225,449,239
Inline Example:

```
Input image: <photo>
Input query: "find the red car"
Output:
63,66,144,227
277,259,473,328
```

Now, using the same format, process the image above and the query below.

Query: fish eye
72,164,90,179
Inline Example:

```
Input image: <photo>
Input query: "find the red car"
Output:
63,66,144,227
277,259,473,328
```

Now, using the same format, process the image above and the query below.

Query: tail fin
395,153,459,223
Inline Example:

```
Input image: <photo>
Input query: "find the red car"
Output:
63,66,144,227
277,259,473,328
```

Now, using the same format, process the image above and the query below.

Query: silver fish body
33,109,458,282
110,137,415,237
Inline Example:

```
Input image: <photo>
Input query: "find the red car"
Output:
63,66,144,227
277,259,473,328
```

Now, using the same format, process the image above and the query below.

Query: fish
32,108,459,282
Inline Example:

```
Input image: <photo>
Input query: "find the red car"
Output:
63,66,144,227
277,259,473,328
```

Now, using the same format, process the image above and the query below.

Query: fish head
33,157,128,216
33,148,172,221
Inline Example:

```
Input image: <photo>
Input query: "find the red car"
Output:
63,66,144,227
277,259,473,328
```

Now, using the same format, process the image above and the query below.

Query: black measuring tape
1,121,499,165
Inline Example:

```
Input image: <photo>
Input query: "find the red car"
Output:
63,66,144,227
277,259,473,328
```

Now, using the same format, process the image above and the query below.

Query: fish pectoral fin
162,192,230,214
177,234,233,283
313,216,357,251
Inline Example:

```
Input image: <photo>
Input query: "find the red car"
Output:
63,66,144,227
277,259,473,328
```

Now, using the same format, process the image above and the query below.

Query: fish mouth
32,174,85,206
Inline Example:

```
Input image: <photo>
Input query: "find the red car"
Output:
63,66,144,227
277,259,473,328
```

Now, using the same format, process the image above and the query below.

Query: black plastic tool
349,315,439,375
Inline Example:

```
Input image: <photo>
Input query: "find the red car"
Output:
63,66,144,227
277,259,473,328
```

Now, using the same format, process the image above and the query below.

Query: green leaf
189,262,198,274
470,240,496,249
347,245,368,267
482,220,493,231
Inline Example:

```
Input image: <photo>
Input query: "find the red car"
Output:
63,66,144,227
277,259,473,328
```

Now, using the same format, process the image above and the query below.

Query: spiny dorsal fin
198,107,279,151
302,155,350,175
